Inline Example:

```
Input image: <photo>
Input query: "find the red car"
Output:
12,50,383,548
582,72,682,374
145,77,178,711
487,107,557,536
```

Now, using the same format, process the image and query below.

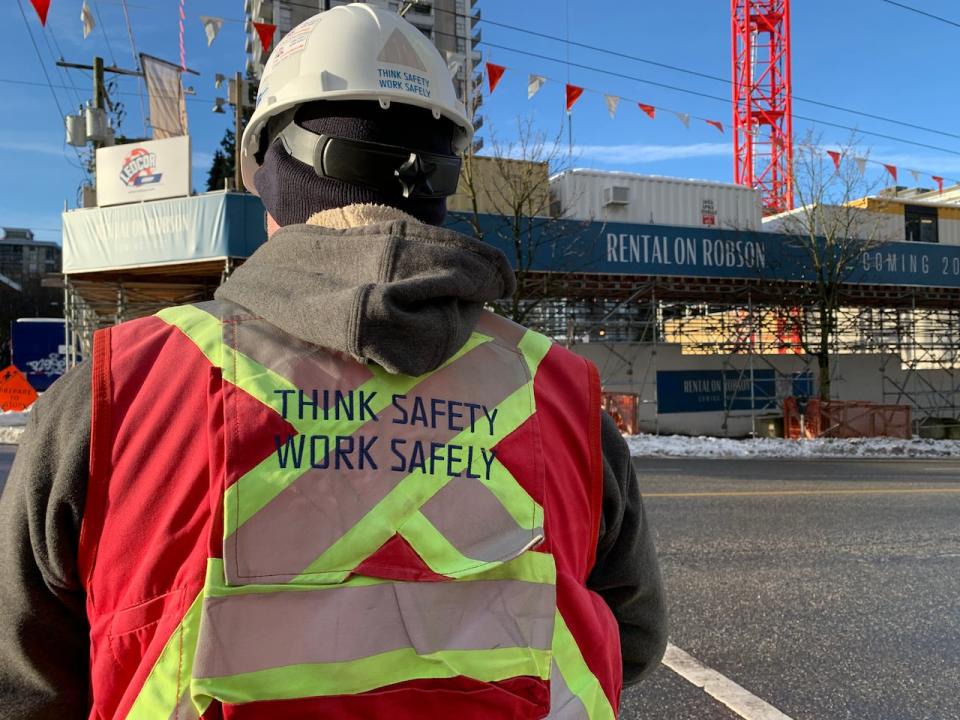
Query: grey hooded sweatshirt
0,204,667,719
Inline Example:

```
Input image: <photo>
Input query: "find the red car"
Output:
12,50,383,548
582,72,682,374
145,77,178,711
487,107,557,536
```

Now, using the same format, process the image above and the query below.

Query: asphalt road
624,457,960,720
1,445,958,719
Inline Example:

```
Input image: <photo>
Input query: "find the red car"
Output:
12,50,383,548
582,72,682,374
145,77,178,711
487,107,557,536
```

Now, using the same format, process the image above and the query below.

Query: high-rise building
245,1,482,119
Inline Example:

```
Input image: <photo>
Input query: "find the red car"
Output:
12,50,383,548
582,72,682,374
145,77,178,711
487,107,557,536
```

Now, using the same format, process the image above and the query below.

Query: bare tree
765,131,894,400
451,117,593,328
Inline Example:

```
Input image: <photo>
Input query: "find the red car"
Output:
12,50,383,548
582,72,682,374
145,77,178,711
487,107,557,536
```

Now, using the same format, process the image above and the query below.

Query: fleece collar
215,204,515,376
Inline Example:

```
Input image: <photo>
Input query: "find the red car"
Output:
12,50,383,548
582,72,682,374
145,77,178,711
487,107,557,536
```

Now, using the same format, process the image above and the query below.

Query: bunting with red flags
565,84,584,111
28,0,50,26
486,62,506,93
827,150,841,171
638,103,656,119
253,21,276,52
705,120,724,134
883,164,898,183
932,176,944,193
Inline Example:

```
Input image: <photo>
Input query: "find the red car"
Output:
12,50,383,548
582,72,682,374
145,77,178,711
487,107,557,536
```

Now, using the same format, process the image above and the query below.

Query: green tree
206,128,236,191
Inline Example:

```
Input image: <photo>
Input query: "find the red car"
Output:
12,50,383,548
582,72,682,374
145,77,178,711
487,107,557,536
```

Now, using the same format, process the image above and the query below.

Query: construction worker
0,5,666,718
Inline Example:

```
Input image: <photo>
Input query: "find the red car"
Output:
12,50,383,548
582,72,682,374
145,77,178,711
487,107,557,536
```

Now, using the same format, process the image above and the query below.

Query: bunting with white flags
527,74,546,100
328,52,955,186
200,16,224,47
605,94,620,120
444,50,465,76
81,0,95,39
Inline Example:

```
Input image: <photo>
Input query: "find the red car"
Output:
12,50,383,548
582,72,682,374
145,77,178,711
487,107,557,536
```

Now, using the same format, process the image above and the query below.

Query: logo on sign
701,198,717,226
119,147,163,187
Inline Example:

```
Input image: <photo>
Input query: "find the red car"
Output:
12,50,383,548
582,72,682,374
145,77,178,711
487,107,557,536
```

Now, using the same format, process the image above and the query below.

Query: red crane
732,0,793,214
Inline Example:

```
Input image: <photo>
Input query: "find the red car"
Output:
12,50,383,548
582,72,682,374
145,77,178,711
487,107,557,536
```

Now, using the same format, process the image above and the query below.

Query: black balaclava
255,100,457,227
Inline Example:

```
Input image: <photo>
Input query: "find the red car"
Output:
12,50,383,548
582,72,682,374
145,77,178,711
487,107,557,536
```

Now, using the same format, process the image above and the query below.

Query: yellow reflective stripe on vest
125,592,210,720
158,304,501,557
293,344,549,580
190,555,555,704
150,304,573,711
192,647,552,706
551,612,616,720
158,303,548,582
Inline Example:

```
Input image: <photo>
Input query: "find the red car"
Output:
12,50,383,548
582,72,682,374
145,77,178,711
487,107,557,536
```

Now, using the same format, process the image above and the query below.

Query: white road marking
662,643,796,720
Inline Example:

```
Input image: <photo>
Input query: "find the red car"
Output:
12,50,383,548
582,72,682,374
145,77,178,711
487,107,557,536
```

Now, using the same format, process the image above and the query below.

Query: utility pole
234,71,245,192
57,57,142,150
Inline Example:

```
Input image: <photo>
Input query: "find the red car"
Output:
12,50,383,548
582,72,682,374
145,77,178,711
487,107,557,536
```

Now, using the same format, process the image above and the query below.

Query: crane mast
732,0,793,214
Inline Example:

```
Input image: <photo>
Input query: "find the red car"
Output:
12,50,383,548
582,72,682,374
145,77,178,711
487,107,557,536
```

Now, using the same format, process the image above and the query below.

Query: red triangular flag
565,84,584,112
827,150,841,171
486,62,506,93
883,163,898,183
639,103,656,119
253,22,276,52
706,120,724,133
29,0,50,26
932,175,944,193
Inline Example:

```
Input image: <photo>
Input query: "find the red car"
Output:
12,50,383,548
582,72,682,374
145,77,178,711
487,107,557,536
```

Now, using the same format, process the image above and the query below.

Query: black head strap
275,119,461,200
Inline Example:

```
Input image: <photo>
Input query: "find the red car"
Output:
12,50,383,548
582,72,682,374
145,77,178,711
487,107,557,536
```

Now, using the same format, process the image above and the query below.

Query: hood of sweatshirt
215,204,516,377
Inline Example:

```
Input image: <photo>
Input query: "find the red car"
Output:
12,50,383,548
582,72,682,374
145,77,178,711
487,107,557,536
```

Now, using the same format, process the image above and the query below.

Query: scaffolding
62,259,236,365
522,289,960,433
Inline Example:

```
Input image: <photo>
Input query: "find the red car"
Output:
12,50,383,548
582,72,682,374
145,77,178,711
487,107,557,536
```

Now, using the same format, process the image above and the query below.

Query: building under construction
453,168,960,436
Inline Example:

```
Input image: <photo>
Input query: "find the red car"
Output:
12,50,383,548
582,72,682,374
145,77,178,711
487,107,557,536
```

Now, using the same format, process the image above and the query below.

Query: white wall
573,341,960,436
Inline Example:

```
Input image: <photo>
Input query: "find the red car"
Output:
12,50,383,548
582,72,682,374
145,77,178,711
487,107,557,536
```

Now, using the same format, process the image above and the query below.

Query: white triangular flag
81,0,95,39
910,170,921,184
528,74,546,100
200,16,224,47
604,94,620,120
444,50,465,76
854,157,867,175
675,111,690,128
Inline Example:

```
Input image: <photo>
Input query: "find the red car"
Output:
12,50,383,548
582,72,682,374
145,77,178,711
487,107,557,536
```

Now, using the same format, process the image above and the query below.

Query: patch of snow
0,408,31,444
625,433,960,459
0,426,25,445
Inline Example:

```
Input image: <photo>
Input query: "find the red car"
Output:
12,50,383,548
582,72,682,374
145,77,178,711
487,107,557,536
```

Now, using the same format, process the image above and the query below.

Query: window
904,205,938,243
277,6,292,31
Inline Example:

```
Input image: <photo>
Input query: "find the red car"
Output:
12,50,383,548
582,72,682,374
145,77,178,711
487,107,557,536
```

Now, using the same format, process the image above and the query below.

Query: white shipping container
550,169,762,231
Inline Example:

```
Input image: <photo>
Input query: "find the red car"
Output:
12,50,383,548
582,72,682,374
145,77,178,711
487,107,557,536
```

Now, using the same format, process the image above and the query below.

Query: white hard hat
241,3,474,195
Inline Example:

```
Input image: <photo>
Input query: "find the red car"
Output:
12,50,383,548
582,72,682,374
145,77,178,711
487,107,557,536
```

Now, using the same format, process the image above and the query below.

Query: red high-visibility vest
80,300,621,719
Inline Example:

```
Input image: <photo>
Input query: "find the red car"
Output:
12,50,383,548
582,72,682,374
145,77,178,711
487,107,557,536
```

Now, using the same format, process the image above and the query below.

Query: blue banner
446,213,960,290
11,320,69,391
656,369,813,414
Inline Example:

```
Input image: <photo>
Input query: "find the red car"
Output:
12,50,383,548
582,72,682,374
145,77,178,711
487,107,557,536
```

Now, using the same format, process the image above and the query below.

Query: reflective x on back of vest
142,301,564,718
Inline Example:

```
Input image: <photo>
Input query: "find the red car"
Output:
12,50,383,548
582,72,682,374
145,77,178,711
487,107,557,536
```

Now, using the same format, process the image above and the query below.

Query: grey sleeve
587,412,668,686
0,363,92,719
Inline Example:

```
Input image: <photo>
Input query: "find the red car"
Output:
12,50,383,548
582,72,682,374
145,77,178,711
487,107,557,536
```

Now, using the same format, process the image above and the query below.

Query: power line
118,0,147,134
271,0,960,145
482,42,960,158
14,0,91,179
37,20,85,110
880,0,960,29
0,76,212,105
92,0,120,66
469,11,960,144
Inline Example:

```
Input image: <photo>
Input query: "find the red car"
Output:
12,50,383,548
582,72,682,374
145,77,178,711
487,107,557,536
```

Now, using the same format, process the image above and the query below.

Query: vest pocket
108,588,185,666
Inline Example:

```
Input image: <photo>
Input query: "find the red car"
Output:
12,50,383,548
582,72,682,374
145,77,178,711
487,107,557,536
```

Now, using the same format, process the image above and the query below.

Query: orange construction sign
0,365,39,411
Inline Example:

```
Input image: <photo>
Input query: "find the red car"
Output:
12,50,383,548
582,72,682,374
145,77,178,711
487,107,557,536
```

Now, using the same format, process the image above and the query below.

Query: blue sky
3,0,960,244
